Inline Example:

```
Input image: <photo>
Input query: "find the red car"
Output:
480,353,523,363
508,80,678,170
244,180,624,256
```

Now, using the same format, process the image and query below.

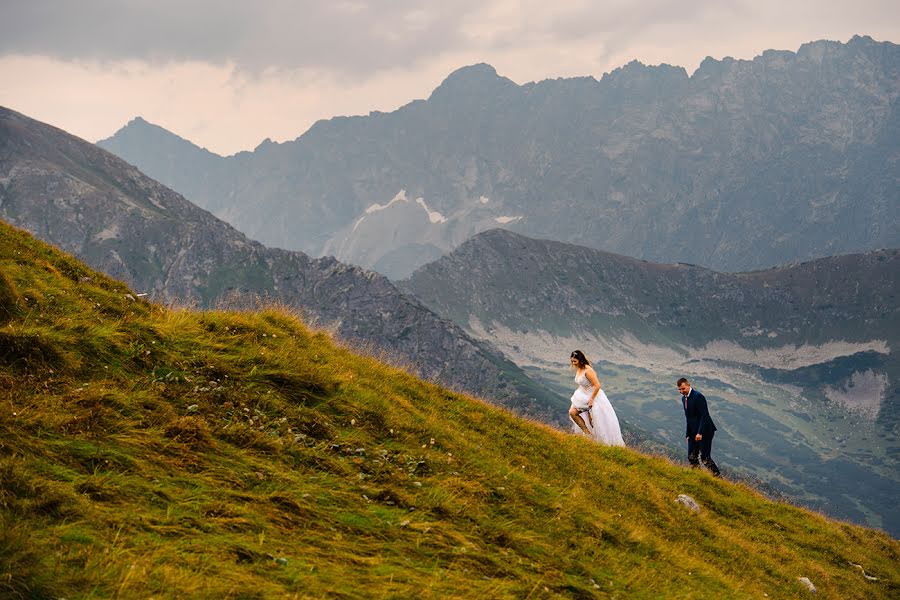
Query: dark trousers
687,432,721,476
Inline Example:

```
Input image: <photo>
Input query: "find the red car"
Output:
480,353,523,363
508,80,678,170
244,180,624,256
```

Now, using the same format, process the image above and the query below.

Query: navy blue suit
682,388,721,476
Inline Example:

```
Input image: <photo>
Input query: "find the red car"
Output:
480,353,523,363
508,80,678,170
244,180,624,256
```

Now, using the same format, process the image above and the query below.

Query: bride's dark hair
570,350,590,369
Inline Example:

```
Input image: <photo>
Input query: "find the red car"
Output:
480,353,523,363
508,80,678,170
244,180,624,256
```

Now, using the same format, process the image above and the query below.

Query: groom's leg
699,434,721,477
687,439,700,468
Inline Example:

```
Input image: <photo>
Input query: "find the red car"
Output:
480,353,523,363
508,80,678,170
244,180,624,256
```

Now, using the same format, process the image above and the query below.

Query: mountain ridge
402,228,900,348
98,35,900,278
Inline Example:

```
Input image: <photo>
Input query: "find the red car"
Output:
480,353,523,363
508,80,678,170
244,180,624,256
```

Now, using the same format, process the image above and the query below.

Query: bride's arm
585,366,601,406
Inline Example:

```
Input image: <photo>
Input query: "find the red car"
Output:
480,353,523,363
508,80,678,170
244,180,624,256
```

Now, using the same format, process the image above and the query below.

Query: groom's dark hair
676,377,689,386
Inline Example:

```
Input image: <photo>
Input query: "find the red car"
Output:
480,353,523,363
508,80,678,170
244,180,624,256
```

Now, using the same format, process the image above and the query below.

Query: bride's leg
568,407,590,434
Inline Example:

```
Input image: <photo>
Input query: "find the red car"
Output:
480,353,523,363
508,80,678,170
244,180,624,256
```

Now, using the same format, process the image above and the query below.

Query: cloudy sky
1,1,897,155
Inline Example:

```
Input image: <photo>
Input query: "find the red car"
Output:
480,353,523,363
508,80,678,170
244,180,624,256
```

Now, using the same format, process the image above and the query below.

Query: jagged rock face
0,106,565,420
99,37,899,278
401,228,900,536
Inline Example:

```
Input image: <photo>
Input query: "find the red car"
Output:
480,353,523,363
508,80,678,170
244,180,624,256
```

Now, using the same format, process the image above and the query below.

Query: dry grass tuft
0,329,67,372
0,270,21,324
163,416,215,449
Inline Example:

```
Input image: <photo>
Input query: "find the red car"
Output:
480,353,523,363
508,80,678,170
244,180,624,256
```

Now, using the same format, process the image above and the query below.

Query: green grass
0,219,898,599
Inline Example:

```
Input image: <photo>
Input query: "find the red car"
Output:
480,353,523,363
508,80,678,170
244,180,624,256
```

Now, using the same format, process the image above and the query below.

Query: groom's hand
695,434,703,441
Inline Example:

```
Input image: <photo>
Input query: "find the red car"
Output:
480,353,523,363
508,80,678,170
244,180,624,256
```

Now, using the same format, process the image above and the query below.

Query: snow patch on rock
415,197,447,224
366,190,409,214
825,370,887,421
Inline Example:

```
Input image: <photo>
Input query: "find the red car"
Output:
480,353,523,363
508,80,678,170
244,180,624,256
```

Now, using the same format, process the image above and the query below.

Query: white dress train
570,371,625,446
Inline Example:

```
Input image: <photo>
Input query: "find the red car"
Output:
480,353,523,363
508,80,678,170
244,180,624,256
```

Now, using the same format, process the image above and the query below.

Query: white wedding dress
571,371,625,446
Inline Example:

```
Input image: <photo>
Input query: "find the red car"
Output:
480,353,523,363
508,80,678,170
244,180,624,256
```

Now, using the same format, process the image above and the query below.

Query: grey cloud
541,0,900,43
458,0,728,67
535,1,735,67
543,1,716,43
0,0,481,74
2,0,897,77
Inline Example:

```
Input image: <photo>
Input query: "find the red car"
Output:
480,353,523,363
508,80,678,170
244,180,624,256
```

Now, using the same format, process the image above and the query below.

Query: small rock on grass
850,562,879,581
798,577,816,593
675,494,701,512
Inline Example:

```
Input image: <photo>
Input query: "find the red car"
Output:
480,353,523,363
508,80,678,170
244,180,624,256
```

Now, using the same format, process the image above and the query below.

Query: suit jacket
682,388,717,438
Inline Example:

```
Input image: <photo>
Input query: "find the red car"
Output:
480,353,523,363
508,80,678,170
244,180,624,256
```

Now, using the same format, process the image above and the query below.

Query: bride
568,350,625,446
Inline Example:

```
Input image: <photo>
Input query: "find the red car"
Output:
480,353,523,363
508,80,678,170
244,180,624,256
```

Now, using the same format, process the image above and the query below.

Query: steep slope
99,36,899,277
401,229,900,535
1,220,898,599
0,106,562,421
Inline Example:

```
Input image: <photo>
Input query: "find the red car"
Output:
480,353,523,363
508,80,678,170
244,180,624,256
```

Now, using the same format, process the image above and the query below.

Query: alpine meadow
1,220,898,598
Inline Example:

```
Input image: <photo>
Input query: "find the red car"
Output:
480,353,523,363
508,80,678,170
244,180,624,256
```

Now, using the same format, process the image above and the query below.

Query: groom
676,378,721,477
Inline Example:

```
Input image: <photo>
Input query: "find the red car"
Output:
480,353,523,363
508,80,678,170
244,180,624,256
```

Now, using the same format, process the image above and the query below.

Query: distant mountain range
0,106,565,421
401,228,900,535
99,35,899,278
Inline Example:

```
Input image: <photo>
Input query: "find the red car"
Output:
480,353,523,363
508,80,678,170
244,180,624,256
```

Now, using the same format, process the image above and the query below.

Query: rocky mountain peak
692,54,731,79
113,115,169,138
600,59,689,94
253,137,278,152
100,115,218,156
797,38,848,60
428,63,518,101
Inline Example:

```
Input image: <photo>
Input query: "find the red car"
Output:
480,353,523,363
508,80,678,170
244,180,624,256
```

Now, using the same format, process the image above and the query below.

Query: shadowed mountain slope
0,106,562,421
1,219,898,598
403,229,899,354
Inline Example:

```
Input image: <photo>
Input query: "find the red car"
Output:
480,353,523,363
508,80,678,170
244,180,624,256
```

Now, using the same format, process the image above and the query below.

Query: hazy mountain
0,106,565,421
401,228,900,535
99,35,899,278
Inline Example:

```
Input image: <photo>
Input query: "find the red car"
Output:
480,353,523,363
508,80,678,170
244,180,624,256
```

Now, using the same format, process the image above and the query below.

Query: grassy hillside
1,220,897,599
